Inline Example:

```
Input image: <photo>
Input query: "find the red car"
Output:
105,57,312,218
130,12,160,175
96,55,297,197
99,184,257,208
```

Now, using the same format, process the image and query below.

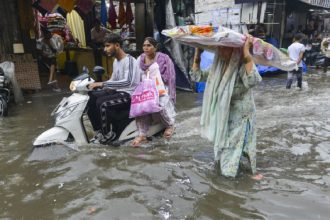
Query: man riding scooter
87,33,140,144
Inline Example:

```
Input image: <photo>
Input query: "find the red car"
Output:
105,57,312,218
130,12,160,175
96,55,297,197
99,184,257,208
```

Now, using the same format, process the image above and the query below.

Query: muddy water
0,70,329,219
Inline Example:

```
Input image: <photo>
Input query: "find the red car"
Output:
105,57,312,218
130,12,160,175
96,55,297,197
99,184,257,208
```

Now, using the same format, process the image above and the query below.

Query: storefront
0,0,158,88
237,0,330,48
1,0,191,90
284,0,330,47
19,0,157,81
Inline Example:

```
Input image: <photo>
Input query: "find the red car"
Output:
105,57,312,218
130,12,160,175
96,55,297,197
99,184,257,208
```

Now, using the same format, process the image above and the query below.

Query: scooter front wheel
0,97,8,117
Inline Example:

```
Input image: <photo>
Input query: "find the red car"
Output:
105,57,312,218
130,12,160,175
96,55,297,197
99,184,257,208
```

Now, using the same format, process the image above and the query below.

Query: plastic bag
129,75,162,118
50,34,64,54
162,25,297,71
149,63,167,96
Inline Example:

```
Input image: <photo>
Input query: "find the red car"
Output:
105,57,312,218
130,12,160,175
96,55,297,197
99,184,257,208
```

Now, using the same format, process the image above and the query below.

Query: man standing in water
87,33,139,144
286,33,306,89
36,28,62,92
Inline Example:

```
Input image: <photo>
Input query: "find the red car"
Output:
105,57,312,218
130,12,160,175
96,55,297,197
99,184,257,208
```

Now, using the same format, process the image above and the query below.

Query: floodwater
0,70,330,219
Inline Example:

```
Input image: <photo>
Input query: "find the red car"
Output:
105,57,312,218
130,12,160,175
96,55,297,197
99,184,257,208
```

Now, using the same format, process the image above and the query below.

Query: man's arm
243,34,254,74
192,48,202,72
297,51,304,65
296,45,306,65
91,28,95,41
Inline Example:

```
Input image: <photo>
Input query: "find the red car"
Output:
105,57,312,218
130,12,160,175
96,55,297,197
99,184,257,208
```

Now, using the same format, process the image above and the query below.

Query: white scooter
33,67,165,148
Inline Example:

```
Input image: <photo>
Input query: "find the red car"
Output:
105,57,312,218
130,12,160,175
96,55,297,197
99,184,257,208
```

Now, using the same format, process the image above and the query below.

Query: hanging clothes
67,9,86,47
76,0,94,15
154,0,166,33
125,0,133,26
100,0,108,26
118,0,126,28
108,0,117,29
74,7,94,44
58,0,75,13
39,0,58,12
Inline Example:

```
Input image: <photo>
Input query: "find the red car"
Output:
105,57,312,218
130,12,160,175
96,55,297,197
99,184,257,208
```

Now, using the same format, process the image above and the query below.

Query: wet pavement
0,69,330,219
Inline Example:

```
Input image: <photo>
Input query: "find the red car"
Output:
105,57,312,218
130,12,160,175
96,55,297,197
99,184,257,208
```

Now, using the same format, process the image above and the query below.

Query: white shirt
288,42,306,67
103,55,140,95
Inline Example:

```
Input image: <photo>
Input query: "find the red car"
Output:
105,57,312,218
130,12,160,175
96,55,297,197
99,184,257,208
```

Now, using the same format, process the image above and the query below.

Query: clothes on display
108,0,118,29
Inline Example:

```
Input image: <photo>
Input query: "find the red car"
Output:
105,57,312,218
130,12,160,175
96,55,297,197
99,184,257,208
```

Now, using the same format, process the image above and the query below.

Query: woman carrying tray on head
191,34,263,180
131,37,176,147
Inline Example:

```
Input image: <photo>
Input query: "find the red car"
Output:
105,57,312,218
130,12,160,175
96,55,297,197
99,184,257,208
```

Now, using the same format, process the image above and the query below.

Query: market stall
30,0,154,80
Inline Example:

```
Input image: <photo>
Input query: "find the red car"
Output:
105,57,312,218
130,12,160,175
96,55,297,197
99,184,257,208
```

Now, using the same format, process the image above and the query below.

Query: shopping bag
129,72,162,118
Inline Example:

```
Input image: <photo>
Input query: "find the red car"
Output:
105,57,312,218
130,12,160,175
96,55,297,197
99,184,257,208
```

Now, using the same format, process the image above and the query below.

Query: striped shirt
103,55,140,95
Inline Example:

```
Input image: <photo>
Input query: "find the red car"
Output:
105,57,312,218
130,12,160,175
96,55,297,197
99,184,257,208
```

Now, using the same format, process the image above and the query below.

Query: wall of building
194,0,265,28
194,0,237,26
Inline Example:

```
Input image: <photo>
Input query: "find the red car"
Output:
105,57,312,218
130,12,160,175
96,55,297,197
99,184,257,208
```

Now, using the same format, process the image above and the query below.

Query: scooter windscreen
73,73,91,81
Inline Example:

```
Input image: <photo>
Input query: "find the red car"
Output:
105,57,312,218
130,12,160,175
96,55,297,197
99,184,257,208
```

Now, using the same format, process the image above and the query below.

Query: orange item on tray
189,25,213,36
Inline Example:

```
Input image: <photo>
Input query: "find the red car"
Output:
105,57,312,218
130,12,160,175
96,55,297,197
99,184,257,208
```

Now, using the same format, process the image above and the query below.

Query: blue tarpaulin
199,49,307,77
100,0,108,26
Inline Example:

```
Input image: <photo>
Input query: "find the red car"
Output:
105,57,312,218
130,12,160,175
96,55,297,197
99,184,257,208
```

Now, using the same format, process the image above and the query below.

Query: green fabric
199,49,262,177
189,69,209,82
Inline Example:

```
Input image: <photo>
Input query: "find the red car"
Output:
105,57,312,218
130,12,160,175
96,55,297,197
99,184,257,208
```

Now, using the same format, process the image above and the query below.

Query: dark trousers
92,42,103,66
323,57,330,73
286,68,302,89
87,89,131,136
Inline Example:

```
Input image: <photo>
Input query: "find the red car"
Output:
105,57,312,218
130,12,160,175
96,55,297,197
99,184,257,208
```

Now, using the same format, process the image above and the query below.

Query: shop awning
299,0,330,8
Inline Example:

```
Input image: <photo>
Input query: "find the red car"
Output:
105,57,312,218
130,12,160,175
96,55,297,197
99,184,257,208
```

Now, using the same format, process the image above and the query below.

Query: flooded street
0,70,330,219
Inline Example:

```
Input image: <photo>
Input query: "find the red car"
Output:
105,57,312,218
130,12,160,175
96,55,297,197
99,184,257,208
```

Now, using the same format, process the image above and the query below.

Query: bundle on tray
162,25,297,71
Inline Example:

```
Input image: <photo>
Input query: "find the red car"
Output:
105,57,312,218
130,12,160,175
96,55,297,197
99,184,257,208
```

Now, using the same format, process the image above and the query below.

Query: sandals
163,126,175,139
131,136,148,148
132,126,175,147
47,80,57,85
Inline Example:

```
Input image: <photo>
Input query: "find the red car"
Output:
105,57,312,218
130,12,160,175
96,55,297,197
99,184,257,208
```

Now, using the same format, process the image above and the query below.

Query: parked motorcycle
0,67,10,116
304,50,325,67
33,67,165,148
313,53,325,67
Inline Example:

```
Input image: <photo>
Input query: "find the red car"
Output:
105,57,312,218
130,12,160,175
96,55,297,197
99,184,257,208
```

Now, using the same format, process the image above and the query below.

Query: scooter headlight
69,81,77,92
